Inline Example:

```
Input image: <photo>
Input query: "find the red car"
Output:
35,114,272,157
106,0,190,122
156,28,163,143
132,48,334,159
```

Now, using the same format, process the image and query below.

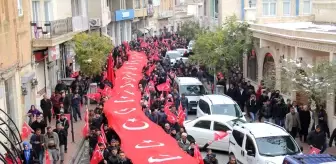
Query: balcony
31,16,89,48
158,11,174,19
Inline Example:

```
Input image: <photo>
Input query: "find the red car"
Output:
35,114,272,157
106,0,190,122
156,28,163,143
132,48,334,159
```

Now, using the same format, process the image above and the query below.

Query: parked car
184,115,246,151
283,154,336,164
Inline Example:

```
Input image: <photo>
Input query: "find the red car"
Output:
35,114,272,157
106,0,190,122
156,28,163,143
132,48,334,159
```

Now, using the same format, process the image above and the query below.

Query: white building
30,0,89,109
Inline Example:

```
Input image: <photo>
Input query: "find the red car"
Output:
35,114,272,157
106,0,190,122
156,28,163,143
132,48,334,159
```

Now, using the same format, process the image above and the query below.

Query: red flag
70,71,79,78
166,112,177,124
86,93,101,102
21,122,33,140
194,144,204,164
177,102,186,126
156,82,171,92
82,122,89,137
90,145,104,164
214,131,228,141
100,124,107,143
309,147,321,154
45,150,51,164
146,65,156,76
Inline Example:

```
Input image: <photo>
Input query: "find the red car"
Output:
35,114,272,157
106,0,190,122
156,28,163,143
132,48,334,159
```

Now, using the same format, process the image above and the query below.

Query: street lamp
61,78,76,143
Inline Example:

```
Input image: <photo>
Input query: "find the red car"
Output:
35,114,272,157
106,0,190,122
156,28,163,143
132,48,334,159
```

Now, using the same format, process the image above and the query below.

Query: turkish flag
146,65,156,76
100,124,107,143
156,82,171,92
177,102,186,126
86,93,101,102
309,147,321,154
214,131,228,141
82,122,89,137
90,145,103,164
194,144,204,164
45,150,51,164
21,122,33,140
70,71,79,78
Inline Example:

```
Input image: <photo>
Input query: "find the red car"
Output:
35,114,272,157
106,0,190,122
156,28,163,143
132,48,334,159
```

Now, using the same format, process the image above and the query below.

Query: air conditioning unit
89,18,101,27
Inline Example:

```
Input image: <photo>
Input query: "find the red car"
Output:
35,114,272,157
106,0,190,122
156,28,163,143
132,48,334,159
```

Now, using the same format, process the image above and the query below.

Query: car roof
175,77,202,85
202,94,236,104
176,48,187,50
237,123,289,138
166,50,180,54
198,114,239,123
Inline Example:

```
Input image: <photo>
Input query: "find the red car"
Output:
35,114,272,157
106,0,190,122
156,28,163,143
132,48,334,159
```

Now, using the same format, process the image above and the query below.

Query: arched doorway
262,53,276,89
295,69,309,105
247,49,257,81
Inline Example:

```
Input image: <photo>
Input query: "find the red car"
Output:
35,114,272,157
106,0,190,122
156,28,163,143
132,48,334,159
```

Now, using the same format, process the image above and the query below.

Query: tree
177,20,206,41
279,58,336,110
189,15,252,73
71,32,113,76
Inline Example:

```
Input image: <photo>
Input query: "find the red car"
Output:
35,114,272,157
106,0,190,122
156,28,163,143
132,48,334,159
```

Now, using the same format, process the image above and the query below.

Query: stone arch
247,49,258,81
262,53,276,89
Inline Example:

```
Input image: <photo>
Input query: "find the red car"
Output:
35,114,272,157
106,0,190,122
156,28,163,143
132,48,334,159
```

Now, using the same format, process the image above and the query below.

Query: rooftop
263,22,336,33
175,77,203,85
203,94,236,105
241,123,289,138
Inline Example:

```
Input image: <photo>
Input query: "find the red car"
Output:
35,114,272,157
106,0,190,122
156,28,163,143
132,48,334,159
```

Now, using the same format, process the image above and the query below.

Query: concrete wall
88,0,103,19
53,0,73,20
313,0,336,23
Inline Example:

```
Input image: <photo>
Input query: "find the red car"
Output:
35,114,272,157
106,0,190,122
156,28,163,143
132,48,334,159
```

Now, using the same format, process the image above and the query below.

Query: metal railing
31,16,88,39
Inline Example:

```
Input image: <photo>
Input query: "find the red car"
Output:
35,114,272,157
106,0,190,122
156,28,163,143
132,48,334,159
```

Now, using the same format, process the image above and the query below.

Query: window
255,136,300,156
194,120,211,129
17,0,23,16
211,104,242,117
232,130,244,147
44,1,51,21
249,0,256,8
303,0,311,14
213,122,230,132
135,0,140,9
198,99,210,114
32,1,40,22
180,85,206,96
283,0,290,15
262,0,276,16
245,136,256,156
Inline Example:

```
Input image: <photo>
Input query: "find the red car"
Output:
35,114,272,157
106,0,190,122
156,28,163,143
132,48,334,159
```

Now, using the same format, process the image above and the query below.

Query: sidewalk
50,104,94,163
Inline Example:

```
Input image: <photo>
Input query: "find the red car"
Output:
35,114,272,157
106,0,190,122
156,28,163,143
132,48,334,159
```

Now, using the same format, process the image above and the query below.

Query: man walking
56,113,69,152
30,128,45,164
53,123,67,164
285,107,301,138
40,94,53,126
71,91,82,122
44,126,60,164
308,124,327,154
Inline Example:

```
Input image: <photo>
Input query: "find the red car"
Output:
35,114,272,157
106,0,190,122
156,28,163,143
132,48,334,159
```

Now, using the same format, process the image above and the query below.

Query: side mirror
247,150,255,156
300,146,303,151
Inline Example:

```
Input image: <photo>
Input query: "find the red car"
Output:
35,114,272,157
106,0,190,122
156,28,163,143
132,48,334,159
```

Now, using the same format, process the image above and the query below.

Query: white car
173,77,208,112
183,115,246,151
229,122,302,164
197,94,246,121
165,50,187,65
176,48,189,56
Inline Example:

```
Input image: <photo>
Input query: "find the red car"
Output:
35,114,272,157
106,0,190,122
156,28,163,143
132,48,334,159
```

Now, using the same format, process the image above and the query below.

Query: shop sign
115,9,135,21
48,45,60,61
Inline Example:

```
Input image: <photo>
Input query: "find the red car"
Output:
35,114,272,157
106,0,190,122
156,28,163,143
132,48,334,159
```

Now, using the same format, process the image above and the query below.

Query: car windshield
177,49,187,54
211,104,242,117
167,52,181,59
226,118,246,127
180,85,205,96
256,136,300,156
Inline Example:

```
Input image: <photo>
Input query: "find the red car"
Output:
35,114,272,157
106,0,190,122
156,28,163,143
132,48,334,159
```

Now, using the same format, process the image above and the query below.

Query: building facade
0,0,33,153
30,0,89,107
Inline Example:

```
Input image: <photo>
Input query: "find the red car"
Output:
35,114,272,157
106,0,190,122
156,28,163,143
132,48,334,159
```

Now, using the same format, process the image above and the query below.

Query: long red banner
104,51,197,164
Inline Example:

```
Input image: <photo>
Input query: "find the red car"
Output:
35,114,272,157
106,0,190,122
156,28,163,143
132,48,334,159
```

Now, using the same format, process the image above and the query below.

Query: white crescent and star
135,140,165,149
122,118,149,130
114,108,136,115
148,155,182,163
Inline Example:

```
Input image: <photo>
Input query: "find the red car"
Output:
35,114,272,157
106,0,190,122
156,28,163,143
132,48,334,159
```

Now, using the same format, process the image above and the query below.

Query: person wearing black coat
299,105,311,142
307,124,327,153
53,124,67,164
246,94,258,122
117,151,133,164
40,95,53,125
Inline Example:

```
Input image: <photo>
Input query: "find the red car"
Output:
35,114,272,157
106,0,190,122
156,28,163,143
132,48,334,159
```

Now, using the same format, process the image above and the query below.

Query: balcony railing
30,16,88,39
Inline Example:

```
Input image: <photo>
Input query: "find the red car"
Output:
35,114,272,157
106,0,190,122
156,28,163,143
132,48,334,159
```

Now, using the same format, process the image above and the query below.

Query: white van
165,50,188,66
229,122,302,164
197,94,246,121
173,77,208,112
